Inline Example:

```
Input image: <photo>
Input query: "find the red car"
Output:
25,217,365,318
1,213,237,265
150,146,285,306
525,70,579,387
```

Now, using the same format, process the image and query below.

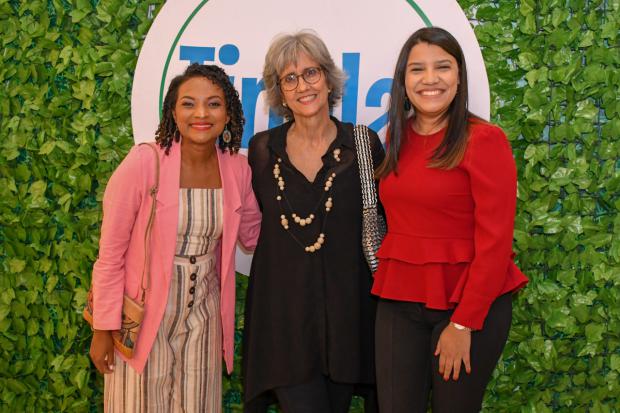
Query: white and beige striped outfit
105,188,223,412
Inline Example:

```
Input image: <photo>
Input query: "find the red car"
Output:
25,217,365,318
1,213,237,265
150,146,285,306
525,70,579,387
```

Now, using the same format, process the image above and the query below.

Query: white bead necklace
273,149,340,253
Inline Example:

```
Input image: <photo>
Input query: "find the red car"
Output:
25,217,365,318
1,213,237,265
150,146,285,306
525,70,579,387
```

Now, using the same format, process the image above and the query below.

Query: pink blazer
92,140,261,373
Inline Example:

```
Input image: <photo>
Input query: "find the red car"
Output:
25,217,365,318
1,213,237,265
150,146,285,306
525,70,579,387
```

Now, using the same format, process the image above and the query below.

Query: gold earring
222,124,232,143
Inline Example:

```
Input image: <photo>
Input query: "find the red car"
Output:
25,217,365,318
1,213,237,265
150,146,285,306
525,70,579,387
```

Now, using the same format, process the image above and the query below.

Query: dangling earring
174,124,181,140
282,102,288,108
404,98,411,111
222,124,232,144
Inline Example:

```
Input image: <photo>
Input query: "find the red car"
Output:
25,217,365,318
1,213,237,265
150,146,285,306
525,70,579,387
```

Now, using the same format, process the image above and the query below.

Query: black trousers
243,381,378,413
273,374,354,413
375,293,512,413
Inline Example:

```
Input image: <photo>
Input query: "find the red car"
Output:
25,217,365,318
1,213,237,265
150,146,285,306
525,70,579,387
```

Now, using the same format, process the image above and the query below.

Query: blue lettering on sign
366,78,392,132
180,46,214,63
180,44,240,65
219,44,240,65
241,78,264,145
179,44,390,146
341,53,360,125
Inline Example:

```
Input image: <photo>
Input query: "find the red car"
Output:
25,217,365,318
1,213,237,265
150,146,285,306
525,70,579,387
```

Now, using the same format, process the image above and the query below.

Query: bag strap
138,143,160,303
353,125,378,209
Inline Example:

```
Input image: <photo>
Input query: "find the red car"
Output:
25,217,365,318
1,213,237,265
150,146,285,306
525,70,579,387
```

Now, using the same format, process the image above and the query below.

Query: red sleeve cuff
450,289,495,330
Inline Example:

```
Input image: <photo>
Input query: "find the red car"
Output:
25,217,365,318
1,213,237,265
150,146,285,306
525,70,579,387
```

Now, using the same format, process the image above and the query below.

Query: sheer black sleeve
247,131,271,211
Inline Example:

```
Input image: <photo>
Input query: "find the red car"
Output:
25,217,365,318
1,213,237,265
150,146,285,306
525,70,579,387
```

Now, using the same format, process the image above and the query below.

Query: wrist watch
451,322,472,332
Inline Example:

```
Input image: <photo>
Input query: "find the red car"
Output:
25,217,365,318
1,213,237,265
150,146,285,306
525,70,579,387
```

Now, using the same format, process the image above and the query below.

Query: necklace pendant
324,173,336,191
273,157,334,253
325,197,333,211
304,233,326,253
280,214,289,230
291,213,314,227
333,148,341,162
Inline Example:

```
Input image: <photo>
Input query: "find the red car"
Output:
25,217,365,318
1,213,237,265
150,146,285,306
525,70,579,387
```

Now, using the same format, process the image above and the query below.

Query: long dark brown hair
155,64,244,155
376,27,480,177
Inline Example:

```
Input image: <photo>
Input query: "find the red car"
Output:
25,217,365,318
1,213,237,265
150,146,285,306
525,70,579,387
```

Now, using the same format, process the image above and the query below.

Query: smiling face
279,52,330,120
405,42,459,122
173,76,229,146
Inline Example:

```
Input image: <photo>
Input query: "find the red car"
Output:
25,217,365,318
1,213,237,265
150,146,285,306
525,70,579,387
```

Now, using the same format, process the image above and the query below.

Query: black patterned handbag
353,125,386,274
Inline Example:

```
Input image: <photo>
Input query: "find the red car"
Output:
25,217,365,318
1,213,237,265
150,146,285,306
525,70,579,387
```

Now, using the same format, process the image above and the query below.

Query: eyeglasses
278,67,323,91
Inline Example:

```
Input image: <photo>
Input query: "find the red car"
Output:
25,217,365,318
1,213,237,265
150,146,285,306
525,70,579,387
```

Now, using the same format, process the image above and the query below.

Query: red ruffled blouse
371,120,528,330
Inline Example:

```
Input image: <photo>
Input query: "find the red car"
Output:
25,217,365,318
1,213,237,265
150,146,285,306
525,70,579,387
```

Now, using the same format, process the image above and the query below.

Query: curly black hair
155,64,245,155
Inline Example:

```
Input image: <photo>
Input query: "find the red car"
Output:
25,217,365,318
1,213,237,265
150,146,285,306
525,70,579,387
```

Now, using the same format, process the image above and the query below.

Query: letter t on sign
180,46,216,64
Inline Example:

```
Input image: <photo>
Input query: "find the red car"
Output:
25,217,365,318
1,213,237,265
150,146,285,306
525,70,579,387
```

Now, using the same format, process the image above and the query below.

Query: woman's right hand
89,330,115,374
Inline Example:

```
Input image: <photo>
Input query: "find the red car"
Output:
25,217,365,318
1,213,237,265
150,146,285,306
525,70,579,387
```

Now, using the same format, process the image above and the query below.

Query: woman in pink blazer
89,64,261,412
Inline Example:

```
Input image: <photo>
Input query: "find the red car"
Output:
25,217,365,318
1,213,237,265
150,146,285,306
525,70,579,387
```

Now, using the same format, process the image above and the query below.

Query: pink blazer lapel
217,149,242,287
217,149,242,212
153,142,181,286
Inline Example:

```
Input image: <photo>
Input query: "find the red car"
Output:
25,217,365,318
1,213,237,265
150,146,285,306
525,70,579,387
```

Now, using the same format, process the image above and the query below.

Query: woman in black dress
242,30,384,413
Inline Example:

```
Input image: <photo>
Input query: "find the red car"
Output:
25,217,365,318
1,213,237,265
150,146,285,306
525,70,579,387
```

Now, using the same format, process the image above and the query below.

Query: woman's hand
434,322,471,381
90,330,115,374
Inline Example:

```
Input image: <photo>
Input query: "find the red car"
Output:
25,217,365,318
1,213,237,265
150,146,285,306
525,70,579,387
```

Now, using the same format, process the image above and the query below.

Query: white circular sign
131,0,490,274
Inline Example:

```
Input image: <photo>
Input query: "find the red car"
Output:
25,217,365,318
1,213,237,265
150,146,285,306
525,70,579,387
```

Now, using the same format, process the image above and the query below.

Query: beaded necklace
273,148,341,253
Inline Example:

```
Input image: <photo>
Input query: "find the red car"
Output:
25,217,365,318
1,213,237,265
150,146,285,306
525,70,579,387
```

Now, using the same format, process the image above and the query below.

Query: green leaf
571,304,590,323
574,100,599,120
28,180,47,197
70,369,88,390
0,304,10,323
557,270,577,285
26,319,39,336
45,275,59,293
519,0,536,15
38,141,56,155
578,30,595,47
8,259,26,273
585,324,605,343
525,67,548,87
546,309,577,332
521,14,537,34
611,355,620,372
518,51,539,70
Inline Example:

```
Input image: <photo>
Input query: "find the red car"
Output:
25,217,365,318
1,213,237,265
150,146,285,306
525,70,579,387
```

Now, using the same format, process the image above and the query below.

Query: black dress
242,118,385,406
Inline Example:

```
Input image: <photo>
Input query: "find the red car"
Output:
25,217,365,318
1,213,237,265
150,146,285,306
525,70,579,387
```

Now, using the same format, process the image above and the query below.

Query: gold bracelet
451,322,472,332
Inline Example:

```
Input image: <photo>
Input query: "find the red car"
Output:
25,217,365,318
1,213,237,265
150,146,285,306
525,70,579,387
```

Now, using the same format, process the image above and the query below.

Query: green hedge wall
0,1,163,411
0,1,618,412
458,1,620,411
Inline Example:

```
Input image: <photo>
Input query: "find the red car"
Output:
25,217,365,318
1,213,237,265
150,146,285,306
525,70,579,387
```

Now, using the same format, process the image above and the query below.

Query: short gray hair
262,30,347,119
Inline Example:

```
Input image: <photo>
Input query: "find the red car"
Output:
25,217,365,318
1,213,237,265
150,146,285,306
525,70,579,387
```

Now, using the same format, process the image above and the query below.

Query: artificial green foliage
0,1,164,411
0,0,618,412
458,0,620,411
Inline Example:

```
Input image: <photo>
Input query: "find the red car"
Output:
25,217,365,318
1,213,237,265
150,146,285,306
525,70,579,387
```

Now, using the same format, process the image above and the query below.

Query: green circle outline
157,0,432,116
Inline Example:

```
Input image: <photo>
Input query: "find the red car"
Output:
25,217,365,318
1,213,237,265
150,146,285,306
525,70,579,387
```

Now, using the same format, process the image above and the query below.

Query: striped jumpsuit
105,188,223,412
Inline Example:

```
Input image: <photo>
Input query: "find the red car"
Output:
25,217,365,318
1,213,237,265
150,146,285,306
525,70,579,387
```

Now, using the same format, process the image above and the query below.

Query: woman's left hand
434,323,472,381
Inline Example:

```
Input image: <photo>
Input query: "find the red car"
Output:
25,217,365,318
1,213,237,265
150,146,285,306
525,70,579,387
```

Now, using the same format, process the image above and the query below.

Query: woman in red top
372,27,528,413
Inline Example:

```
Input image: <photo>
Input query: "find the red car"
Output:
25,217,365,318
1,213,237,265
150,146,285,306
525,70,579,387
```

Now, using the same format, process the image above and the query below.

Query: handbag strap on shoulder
353,125,378,209
138,142,160,303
